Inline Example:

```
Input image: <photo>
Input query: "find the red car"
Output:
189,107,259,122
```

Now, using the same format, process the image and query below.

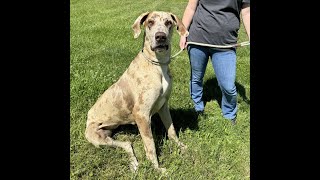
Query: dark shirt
187,0,250,47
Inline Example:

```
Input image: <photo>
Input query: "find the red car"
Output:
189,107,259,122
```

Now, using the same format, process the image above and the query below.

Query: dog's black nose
155,32,166,42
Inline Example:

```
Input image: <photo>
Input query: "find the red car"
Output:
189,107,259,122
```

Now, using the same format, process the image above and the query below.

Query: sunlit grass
71,0,250,179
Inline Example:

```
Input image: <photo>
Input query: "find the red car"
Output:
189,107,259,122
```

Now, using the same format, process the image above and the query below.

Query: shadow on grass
203,77,250,108
153,108,199,156
113,108,199,157
151,108,199,135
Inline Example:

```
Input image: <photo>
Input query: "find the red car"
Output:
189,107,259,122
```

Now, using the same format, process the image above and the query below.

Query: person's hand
179,36,187,50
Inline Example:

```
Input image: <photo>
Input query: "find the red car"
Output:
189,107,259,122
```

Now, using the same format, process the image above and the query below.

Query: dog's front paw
129,159,139,172
156,167,167,174
178,142,187,153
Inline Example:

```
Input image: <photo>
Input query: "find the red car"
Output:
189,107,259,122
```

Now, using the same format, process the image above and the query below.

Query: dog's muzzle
151,32,169,51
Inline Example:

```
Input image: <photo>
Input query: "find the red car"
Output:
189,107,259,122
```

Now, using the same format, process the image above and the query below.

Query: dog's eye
165,20,172,27
148,20,155,27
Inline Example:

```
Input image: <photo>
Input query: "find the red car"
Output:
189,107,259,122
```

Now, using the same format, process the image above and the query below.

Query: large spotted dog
85,11,189,172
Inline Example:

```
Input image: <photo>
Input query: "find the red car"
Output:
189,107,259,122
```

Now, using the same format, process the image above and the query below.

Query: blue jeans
187,44,237,120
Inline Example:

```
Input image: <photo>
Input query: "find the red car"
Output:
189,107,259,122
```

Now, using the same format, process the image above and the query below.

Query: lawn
70,0,250,179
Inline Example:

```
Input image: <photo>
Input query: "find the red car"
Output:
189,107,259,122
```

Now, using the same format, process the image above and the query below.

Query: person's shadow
202,77,250,107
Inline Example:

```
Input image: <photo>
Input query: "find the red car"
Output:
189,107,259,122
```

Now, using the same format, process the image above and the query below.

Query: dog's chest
160,66,172,96
152,67,172,113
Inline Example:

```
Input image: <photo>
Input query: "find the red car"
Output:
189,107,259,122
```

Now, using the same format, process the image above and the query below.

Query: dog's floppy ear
170,13,189,37
132,12,150,39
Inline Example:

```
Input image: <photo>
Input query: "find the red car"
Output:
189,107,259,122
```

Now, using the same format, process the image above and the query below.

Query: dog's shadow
114,108,199,156
203,77,250,107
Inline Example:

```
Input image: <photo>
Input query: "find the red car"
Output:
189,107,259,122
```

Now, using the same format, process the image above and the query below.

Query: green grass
70,0,250,179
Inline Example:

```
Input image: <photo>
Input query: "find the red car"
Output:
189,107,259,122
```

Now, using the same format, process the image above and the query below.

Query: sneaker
196,110,204,116
195,110,205,120
231,118,237,125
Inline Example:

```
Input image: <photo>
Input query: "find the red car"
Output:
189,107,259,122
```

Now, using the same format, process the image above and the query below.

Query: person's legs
187,45,209,112
211,49,237,120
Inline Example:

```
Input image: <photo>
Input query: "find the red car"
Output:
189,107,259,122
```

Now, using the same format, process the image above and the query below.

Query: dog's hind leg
158,103,187,151
85,123,139,172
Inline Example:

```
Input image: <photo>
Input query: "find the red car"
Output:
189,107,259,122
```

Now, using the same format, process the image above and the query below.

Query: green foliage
71,0,250,179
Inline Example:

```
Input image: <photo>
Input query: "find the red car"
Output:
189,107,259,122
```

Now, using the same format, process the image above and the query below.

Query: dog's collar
141,49,171,66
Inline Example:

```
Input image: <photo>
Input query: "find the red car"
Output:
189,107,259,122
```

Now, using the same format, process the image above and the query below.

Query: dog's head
132,11,189,53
